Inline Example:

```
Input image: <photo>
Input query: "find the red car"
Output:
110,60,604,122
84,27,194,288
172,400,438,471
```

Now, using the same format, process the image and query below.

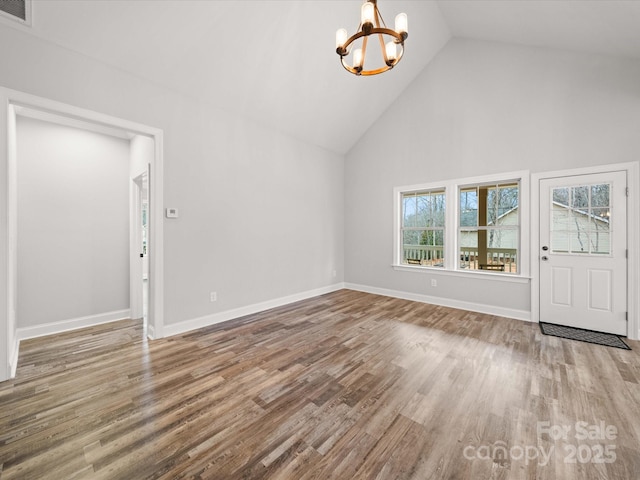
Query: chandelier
335,0,408,76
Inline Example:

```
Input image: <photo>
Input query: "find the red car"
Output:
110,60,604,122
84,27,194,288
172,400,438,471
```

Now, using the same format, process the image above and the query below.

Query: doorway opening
3,88,164,380
131,171,149,329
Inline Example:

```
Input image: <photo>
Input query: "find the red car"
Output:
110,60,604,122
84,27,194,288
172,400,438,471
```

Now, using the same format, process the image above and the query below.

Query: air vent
0,0,30,24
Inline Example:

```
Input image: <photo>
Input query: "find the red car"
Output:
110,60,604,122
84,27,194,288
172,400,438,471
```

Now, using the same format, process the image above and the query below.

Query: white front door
539,171,627,335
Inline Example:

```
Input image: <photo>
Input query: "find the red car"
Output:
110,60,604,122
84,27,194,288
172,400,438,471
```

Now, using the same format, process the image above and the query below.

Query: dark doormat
540,322,631,350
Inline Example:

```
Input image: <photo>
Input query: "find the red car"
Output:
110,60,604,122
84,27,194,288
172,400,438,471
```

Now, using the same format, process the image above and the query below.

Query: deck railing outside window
403,246,518,272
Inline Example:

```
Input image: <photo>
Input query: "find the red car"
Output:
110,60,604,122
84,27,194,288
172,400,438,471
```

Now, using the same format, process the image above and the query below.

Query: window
0,0,31,25
459,181,520,273
400,189,445,267
394,172,528,277
550,183,610,255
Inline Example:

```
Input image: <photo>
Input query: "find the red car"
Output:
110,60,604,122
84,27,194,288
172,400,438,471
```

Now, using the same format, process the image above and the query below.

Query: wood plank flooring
1,289,639,479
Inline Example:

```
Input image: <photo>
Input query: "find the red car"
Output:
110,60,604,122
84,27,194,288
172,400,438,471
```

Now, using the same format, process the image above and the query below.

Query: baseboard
164,283,346,337
10,336,20,378
147,323,156,340
16,309,132,341
344,283,532,322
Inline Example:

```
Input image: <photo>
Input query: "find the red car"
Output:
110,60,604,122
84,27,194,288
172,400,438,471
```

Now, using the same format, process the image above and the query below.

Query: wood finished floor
1,290,640,479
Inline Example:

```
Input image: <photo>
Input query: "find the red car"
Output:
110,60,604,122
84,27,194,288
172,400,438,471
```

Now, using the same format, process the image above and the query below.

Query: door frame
1,87,165,380
130,172,148,322
531,162,639,340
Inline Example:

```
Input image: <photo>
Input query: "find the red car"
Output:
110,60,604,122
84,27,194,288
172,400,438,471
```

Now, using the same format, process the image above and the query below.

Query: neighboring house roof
552,201,610,225
473,203,610,226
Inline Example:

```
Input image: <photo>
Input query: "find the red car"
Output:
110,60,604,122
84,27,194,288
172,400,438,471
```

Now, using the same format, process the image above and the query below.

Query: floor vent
0,0,30,24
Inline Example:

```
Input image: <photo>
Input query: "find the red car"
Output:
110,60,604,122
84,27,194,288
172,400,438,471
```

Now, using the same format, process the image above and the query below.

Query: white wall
0,20,344,376
16,116,130,327
345,38,640,315
130,134,153,179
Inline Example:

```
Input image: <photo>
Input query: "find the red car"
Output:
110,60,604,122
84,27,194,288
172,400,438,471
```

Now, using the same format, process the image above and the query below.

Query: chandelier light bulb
385,41,396,62
395,12,408,38
336,28,348,50
353,48,364,70
361,2,375,27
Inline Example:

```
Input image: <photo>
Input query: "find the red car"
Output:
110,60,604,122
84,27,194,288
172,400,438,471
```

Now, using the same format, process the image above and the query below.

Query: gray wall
344,38,640,314
17,116,130,327
0,22,344,338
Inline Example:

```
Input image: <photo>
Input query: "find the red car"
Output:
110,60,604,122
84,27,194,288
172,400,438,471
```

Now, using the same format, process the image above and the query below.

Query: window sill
391,264,531,284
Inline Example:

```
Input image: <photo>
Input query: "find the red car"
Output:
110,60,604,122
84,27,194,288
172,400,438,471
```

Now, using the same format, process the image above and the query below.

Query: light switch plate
166,207,179,218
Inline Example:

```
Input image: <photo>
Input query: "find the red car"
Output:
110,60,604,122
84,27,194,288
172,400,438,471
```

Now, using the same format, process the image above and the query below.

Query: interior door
539,171,627,335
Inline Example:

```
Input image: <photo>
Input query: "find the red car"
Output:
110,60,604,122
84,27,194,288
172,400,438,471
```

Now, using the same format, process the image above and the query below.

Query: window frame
458,180,521,274
0,0,32,27
393,170,530,281
399,188,447,268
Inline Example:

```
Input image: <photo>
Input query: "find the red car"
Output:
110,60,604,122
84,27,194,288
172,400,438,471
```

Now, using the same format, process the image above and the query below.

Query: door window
550,183,611,255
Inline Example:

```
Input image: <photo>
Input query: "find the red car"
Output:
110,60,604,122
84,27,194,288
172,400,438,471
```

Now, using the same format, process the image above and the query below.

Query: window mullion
447,184,457,271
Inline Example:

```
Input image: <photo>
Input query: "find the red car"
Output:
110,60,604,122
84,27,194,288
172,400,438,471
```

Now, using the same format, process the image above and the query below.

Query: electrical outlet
431,279,437,287
332,270,337,278
210,291,217,302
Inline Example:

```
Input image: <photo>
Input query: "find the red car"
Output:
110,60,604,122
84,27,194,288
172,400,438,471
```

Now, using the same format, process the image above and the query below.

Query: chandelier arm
373,1,387,29
378,31,389,65
360,34,369,72
372,0,389,65
395,43,404,62
338,27,404,55
340,42,404,76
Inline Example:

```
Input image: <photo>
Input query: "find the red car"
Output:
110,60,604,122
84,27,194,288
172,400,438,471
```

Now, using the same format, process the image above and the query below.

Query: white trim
531,161,639,340
0,0,32,28
9,336,19,378
13,105,131,140
629,162,640,341
394,170,529,197
391,264,531,284
130,173,146,321
345,283,532,322
393,179,447,267
16,309,131,341
531,169,541,331
6,103,17,381
393,170,530,277
164,284,346,337
130,177,143,320
1,86,165,381
149,133,164,339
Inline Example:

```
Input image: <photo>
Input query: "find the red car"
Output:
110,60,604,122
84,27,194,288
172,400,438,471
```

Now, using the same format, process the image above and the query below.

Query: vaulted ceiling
8,0,640,154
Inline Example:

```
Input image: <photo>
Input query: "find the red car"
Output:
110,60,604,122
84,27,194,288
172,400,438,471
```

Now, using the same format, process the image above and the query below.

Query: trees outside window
401,190,445,267
459,182,520,273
